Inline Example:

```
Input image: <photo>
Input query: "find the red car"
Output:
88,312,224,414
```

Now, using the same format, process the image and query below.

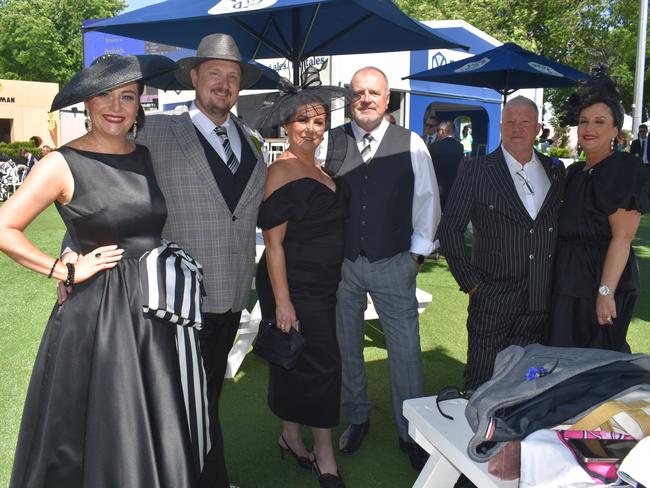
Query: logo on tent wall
430,52,448,68
528,62,564,77
209,0,278,14
455,57,490,73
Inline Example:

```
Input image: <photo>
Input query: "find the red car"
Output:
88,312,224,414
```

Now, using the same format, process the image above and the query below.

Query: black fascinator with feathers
559,65,625,128
248,60,358,129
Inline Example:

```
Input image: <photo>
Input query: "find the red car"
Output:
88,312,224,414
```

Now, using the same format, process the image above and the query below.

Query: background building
0,79,59,146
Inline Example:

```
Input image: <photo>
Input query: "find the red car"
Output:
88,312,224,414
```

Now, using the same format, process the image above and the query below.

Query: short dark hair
580,95,624,130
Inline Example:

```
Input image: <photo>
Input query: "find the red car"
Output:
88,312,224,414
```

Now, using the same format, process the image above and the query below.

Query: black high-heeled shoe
312,457,346,488
278,434,312,470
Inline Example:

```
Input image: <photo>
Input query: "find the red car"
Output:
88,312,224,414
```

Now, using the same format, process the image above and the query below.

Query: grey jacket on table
465,343,650,461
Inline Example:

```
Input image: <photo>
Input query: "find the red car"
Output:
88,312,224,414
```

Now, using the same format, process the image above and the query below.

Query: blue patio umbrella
84,0,467,85
147,59,283,91
405,42,590,106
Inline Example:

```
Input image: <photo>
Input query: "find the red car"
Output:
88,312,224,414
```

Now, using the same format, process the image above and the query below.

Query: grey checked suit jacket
138,112,267,314
440,147,565,313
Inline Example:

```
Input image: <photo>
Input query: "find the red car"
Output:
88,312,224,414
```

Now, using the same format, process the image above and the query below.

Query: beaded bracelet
47,258,59,279
63,262,75,287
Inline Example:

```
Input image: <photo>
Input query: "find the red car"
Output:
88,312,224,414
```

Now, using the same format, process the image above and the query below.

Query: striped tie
214,126,240,174
361,133,373,163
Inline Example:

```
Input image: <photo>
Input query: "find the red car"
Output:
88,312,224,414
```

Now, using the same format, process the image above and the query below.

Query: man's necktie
214,126,239,173
361,133,373,163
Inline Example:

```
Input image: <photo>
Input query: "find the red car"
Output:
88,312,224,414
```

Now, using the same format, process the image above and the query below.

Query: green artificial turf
0,204,648,487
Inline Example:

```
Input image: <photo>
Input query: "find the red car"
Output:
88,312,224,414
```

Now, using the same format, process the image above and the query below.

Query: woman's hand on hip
73,245,124,284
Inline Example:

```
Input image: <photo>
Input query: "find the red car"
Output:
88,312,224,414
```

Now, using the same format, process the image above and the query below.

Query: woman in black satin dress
546,78,650,352
253,78,354,487
0,55,204,488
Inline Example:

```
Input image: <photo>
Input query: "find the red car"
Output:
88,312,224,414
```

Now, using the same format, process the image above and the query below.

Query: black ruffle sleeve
591,152,650,215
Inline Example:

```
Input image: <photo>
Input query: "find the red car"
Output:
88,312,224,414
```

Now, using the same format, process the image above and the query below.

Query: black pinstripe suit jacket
440,147,565,312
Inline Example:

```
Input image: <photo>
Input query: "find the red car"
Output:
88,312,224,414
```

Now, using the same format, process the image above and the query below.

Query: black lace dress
255,178,348,428
547,152,650,351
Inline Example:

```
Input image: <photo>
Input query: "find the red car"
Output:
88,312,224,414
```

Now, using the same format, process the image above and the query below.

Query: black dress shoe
338,421,369,454
398,437,429,472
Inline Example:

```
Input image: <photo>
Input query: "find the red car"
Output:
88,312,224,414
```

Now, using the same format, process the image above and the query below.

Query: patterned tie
214,126,239,174
361,133,373,163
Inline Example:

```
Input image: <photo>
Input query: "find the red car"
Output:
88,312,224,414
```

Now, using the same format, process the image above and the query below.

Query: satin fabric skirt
10,258,197,488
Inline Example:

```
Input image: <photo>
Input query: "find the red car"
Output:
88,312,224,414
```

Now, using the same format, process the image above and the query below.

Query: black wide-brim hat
51,54,179,112
175,33,261,90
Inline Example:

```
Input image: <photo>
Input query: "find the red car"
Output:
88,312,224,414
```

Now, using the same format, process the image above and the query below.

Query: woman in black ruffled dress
547,83,650,352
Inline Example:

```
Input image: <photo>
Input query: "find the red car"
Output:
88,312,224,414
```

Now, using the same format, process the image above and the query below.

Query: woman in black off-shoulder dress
251,73,356,488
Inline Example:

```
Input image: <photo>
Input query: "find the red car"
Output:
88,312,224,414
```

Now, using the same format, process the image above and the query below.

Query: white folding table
403,396,518,488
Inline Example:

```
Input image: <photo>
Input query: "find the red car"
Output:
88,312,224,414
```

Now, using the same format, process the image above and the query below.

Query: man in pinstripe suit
440,96,565,391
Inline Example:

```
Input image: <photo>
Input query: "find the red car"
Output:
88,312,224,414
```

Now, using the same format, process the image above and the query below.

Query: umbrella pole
293,59,300,85
293,9,300,86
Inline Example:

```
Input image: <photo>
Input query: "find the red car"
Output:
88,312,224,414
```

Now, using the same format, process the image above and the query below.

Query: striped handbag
139,239,205,329
139,240,211,472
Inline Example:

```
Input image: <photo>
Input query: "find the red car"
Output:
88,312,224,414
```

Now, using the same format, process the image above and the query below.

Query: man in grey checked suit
440,96,565,392
323,66,440,472
138,34,266,488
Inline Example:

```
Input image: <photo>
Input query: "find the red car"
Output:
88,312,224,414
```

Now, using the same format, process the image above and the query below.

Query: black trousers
197,310,241,488
464,300,547,391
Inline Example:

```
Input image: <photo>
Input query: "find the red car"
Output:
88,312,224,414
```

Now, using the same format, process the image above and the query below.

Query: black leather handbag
252,319,305,370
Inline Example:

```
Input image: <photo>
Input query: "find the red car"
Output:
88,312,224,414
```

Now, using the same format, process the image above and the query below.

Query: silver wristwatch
598,285,614,296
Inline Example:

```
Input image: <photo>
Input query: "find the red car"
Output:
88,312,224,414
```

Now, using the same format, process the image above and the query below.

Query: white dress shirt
189,102,242,163
318,119,440,256
502,146,550,220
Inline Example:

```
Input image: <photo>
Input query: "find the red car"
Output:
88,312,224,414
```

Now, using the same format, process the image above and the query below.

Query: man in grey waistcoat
62,34,266,488
323,66,440,471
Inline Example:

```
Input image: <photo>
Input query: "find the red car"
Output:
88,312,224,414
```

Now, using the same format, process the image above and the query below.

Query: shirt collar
190,101,232,134
502,145,538,171
351,118,389,143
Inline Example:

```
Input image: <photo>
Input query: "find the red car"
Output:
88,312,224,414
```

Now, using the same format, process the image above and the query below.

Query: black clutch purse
252,319,305,370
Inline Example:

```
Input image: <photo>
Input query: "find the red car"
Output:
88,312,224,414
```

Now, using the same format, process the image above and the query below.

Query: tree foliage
397,0,648,117
0,0,125,86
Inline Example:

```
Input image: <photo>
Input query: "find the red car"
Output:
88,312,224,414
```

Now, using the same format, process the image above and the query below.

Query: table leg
413,448,461,488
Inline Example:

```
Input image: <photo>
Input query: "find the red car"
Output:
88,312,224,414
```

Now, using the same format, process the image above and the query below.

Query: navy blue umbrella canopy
406,42,590,105
85,0,467,84
146,59,282,91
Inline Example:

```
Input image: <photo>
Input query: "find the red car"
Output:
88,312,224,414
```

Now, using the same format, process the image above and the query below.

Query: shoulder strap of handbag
571,400,650,432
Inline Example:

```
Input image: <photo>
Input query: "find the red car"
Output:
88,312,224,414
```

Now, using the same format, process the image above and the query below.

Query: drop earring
132,120,138,139
84,109,92,132
611,138,616,151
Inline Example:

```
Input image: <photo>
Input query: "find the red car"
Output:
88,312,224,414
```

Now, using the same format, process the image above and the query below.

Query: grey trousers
336,251,425,440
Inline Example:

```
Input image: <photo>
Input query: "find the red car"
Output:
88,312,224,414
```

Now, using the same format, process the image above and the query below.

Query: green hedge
548,146,572,158
0,142,42,159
